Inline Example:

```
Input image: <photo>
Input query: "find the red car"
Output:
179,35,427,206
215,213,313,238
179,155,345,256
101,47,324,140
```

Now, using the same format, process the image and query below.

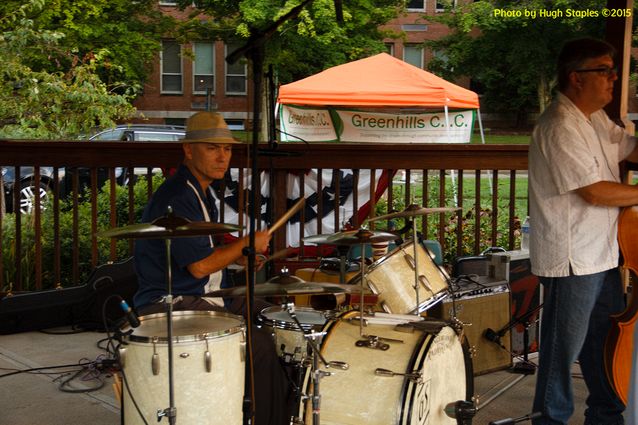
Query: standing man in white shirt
529,37,638,425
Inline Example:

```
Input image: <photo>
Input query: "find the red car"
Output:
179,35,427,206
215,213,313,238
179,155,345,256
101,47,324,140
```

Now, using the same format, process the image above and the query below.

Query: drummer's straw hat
181,111,240,144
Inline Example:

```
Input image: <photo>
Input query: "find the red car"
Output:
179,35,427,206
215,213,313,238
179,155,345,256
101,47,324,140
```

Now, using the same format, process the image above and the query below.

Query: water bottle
521,216,530,251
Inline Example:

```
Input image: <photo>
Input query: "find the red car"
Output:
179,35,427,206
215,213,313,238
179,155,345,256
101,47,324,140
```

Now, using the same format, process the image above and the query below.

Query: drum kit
101,203,477,425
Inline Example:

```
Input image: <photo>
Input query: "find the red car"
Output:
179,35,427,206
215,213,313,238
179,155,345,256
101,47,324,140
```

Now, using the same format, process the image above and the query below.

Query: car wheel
19,181,49,214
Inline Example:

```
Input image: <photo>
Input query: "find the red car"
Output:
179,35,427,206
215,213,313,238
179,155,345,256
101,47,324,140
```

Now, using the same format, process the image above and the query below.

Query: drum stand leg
283,302,348,425
411,222,421,315
156,236,177,425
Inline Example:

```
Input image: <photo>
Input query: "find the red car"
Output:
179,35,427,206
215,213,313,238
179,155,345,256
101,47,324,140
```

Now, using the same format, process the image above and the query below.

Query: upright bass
604,206,638,405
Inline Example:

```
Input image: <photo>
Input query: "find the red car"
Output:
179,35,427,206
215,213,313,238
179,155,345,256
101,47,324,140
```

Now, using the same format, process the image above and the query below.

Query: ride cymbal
98,213,242,239
303,228,398,246
369,204,461,222
205,278,368,298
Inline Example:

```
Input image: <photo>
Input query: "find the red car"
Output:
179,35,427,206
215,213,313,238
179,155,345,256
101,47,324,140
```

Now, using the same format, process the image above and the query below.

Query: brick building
133,0,464,128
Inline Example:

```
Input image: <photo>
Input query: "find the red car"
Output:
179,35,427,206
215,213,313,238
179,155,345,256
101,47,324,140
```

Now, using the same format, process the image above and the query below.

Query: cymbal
369,204,461,222
303,228,398,246
205,277,369,298
98,214,242,239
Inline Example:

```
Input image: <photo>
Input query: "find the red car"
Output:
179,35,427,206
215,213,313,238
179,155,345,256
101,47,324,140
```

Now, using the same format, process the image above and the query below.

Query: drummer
133,111,291,425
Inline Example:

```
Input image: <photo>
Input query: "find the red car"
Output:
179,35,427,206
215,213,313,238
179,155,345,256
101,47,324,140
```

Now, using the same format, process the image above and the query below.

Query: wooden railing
0,140,530,292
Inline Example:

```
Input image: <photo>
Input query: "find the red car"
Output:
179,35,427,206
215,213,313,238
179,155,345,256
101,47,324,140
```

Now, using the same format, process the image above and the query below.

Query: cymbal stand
410,221,421,315
157,233,177,424
358,242,367,336
283,302,347,425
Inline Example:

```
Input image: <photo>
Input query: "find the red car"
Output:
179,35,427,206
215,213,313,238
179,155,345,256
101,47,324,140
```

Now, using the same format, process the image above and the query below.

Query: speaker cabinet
429,277,512,375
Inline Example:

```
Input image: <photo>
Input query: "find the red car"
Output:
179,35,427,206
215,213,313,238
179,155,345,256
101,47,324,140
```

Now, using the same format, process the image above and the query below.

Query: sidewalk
0,326,590,425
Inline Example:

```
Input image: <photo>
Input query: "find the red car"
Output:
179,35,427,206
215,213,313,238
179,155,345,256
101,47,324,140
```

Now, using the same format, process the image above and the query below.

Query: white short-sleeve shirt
528,92,635,277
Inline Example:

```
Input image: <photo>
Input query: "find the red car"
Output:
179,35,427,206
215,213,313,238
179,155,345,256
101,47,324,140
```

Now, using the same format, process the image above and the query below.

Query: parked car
86,124,186,184
1,166,64,214
88,123,186,142
2,125,186,214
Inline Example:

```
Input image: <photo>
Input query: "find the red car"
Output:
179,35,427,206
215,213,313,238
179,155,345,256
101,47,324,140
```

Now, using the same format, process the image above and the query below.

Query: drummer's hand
254,230,272,254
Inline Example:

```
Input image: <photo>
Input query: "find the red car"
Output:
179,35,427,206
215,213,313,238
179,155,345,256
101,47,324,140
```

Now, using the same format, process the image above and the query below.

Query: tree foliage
0,0,176,92
424,0,612,124
0,1,137,138
178,0,403,83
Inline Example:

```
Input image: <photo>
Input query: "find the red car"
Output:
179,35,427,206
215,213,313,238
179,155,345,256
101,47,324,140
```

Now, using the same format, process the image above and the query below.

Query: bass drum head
301,311,473,425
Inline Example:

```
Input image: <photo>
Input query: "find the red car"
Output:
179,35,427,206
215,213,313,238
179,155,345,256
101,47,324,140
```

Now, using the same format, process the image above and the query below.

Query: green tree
176,0,403,84
0,0,175,93
0,1,137,138
424,0,610,126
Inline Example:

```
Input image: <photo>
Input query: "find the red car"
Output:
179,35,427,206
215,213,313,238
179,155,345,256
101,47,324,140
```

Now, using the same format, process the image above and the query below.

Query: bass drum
119,310,246,425
300,311,473,425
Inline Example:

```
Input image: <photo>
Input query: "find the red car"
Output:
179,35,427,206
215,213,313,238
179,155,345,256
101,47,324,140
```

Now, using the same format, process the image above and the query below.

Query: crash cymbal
98,213,242,239
205,278,369,298
369,204,461,222
303,228,398,246
302,233,340,245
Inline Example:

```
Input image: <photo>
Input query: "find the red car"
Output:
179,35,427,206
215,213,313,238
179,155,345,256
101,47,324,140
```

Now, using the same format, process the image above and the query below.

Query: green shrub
1,174,164,291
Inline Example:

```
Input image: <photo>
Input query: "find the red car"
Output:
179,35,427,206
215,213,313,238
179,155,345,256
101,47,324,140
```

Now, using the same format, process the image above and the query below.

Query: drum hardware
355,335,389,350
280,302,348,425
204,339,212,372
374,367,423,384
152,337,160,375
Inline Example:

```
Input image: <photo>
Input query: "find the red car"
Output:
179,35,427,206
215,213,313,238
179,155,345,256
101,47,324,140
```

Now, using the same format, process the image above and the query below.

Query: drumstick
234,248,293,271
268,198,306,235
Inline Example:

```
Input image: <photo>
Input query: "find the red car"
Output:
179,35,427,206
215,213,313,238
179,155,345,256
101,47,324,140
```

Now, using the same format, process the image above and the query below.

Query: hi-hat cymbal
303,228,398,246
369,204,461,222
98,213,242,239
205,278,369,298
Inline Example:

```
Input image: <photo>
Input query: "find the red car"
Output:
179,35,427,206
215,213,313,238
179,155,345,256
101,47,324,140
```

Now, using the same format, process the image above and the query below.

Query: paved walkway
0,326,592,425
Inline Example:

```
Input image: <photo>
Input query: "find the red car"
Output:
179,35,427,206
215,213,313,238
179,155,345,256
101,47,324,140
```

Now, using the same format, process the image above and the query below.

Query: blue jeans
532,269,625,425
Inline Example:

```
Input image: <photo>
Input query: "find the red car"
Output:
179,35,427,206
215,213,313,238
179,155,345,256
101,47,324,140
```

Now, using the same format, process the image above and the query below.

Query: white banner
336,109,474,143
279,105,338,142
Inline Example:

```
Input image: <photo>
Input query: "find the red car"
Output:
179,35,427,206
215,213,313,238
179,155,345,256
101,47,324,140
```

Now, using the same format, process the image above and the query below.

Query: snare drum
258,306,335,363
300,311,473,425
119,311,245,425
353,240,450,314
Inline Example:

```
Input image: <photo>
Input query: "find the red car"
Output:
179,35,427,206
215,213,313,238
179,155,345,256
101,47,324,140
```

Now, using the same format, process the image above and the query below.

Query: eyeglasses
574,66,617,77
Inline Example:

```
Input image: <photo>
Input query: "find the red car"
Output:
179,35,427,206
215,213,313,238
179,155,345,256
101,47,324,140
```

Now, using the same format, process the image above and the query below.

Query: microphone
484,327,506,348
444,400,476,424
119,300,140,328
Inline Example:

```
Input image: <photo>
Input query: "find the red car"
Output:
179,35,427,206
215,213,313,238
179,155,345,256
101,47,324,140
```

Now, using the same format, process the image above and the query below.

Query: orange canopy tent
277,53,484,144
277,52,479,109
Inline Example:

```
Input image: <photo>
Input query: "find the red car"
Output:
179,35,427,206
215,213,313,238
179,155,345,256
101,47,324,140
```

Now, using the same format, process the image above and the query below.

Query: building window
385,43,395,56
225,43,247,95
407,0,425,12
401,24,428,32
403,45,423,69
193,42,215,95
436,0,457,12
161,40,182,94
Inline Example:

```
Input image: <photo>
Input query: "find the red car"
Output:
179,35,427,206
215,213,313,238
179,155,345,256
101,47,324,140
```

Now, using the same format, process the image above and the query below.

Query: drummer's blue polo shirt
133,164,224,309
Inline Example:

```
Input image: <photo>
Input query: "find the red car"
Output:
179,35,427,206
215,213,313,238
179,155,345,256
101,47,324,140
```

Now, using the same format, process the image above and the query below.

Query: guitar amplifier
488,250,541,355
429,276,512,375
